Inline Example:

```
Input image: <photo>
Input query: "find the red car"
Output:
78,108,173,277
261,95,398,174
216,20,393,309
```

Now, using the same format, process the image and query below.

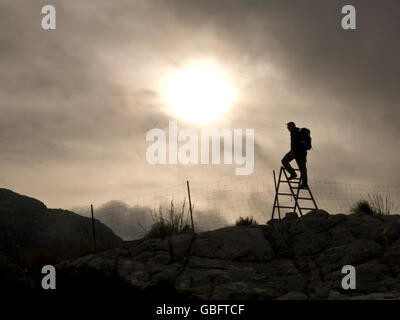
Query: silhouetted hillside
0,188,122,266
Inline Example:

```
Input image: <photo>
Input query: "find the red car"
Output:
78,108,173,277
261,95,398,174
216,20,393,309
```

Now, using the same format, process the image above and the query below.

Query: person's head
287,121,296,132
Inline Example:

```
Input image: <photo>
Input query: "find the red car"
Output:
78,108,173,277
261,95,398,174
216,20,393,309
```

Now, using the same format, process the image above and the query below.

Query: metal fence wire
75,171,400,241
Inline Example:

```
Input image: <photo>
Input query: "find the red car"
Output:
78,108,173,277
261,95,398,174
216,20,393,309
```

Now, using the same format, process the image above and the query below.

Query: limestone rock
285,212,298,220
51,212,400,301
385,222,400,242
190,226,275,262
303,209,330,219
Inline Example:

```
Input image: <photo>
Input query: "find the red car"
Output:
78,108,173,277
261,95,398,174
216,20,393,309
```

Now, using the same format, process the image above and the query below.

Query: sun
163,62,235,124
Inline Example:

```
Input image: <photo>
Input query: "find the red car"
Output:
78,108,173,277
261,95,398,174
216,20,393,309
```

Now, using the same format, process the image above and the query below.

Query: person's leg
295,154,308,187
281,151,296,177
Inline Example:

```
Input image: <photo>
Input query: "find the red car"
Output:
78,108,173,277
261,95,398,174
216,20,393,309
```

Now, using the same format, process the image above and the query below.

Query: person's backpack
300,128,312,150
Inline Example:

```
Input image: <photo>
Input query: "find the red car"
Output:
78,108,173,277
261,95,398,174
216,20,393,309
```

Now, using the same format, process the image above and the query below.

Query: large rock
385,222,400,242
329,215,386,246
303,209,330,219
190,226,275,262
382,238,400,272
355,261,391,293
317,239,383,275
266,216,330,257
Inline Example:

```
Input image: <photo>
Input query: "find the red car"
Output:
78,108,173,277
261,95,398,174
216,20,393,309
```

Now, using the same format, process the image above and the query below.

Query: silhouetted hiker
281,122,311,189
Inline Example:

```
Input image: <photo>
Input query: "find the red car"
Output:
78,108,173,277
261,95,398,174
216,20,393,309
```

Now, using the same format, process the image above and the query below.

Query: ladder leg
271,169,282,220
282,167,302,216
295,174,303,216
277,168,283,219
307,187,319,210
271,170,277,220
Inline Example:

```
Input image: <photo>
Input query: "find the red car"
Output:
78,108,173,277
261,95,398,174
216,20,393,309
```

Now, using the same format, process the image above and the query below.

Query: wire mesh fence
76,171,400,241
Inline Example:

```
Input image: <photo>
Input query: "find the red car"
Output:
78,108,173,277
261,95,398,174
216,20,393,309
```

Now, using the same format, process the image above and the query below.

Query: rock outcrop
0,188,122,265
57,210,400,300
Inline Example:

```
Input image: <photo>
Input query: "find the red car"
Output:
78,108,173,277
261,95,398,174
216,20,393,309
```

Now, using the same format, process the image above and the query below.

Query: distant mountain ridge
0,188,122,265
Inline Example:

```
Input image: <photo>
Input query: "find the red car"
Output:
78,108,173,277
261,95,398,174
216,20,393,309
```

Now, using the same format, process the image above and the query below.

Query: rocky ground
57,210,400,300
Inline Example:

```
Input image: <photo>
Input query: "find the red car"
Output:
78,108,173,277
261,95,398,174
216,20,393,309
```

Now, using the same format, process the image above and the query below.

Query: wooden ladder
271,166,318,220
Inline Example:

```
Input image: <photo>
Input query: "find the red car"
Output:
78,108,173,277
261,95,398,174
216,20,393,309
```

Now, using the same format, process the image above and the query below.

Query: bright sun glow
163,62,235,124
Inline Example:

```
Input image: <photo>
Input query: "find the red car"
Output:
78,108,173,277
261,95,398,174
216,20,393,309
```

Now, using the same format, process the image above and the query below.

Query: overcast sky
1,0,399,209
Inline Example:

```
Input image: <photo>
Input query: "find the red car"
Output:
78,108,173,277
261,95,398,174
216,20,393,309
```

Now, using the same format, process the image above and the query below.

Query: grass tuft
235,216,258,226
351,194,398,215
144,200,193,239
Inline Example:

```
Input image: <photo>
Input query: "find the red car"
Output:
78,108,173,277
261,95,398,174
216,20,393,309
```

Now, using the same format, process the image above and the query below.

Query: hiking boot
288,173,298,180
299,183,309,189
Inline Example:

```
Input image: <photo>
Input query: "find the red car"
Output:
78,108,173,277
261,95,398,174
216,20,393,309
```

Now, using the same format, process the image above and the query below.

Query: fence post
186,180,195,233
90,204,97,252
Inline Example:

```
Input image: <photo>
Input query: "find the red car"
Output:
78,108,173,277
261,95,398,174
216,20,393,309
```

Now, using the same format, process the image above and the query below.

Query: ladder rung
276,192,314,200
277,193,313,201
278,193,294,196
280,181,300,184
281,167,300,171
274,206,317,210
